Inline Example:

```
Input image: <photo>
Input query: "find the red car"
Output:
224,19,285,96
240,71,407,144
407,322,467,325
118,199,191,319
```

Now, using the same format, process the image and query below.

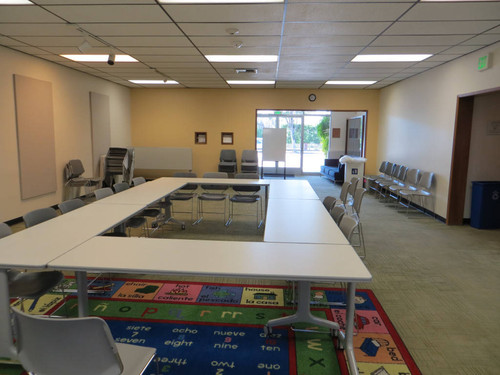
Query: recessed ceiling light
0,0,33,4
325,81,377,85
160,0,283,3
60,54,138,62
227,80,275,85
129,80,178,85
206,55,278,63
352,54,432,62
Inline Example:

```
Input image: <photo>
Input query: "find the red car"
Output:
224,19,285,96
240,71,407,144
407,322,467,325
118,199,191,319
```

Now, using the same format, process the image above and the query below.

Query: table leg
0,269,15,358
345,282,359,375
265,281,339,333
76,271,89,317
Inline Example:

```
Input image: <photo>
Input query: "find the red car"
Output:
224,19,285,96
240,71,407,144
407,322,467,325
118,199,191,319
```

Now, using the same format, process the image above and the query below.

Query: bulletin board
14,75,57,199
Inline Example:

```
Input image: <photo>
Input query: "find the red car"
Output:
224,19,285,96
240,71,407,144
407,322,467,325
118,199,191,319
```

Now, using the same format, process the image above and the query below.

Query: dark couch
320,158,345,183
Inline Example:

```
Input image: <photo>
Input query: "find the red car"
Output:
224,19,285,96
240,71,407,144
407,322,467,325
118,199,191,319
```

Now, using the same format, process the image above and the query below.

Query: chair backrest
173,172,197,178
397,166,408,182
339,215,359,242
323,196,336,212
113,182,130,193
347,177,359,197
0,222,12,239
233,173,260,193
202,172,229,190
64,159,85,179
339,181,350,204
405,168,421,187
383,162,394,176
12,308,124,375
378,161,388,173
235,173,259,179
58,198,85,214
331,205,346,225
94,187,114,200
418,171,434,190
131,177,147,186
203,172,228,179
23,207,57,228
352,188,367,216
219,149,236,162
241,150,258,163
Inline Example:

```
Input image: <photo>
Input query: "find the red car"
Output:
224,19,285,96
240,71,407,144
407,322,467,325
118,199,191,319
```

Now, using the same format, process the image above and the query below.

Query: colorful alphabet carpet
4,278,421,375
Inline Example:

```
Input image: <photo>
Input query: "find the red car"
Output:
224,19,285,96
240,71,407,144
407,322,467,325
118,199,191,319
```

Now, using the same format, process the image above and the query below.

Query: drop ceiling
0,0,499,89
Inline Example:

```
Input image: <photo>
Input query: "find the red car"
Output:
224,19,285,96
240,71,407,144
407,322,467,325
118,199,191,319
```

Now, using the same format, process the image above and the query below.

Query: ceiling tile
0,6,63,22
179,22,282,36
44,5,169,23
460,34,500,46
101,36,192,47
384,20,500,35
161,4,284,22
286,3,413,22
371,35,472,47
284,22,391,36
282,35,375,48
190,36,281,48
79,23,179,37
401,2,500,21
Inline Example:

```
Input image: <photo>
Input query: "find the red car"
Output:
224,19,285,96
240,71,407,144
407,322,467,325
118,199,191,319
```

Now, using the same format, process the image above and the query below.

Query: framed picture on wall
195,132,207,144
221,132,233,145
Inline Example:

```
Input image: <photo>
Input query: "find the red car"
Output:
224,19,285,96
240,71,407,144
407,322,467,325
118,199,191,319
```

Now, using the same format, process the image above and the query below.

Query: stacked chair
217,150,237,175
240,150,259,174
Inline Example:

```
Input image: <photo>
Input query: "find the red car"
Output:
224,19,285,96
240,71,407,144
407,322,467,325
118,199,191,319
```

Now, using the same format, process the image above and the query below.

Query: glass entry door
256,110,330,175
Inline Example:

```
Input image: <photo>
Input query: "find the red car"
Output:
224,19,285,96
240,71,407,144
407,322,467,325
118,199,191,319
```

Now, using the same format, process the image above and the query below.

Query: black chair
218,149,237,175
195,172,229,224
226,173,263,228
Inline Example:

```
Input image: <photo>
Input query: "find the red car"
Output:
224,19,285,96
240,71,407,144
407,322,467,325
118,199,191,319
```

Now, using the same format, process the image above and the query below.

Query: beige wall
0,46,131,222
378,43,500,219
131,88,379,177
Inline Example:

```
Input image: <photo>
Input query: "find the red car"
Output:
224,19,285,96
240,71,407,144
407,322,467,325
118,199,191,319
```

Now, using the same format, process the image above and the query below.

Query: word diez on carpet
5,277,421,375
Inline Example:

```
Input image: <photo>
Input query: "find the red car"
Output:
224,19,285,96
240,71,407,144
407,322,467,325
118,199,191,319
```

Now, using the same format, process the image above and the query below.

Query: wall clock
308,93,316,102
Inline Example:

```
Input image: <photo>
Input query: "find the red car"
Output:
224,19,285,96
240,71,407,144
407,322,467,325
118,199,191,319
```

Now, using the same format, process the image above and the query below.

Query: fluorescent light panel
227,80,275,85
160,0,282,3
206,55,278,63
0,0,33,4
352,54,432,62
129,80,178,85
61,54,138,62
326,81,377,85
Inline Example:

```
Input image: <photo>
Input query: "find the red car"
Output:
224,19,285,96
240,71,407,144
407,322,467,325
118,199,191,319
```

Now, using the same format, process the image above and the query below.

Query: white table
50,236,371,375
264,199,349,244
0,203,145,358
0,178,370,374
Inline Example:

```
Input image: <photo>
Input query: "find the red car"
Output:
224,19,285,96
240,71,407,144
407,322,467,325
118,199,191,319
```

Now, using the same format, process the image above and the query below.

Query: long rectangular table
0,177,371,374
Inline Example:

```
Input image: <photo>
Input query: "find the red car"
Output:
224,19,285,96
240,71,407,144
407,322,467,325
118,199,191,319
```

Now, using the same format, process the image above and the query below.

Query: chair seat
142,208,161,217
8,271,64,298
170,192,196,201
230,195,260,203
399,189,431,197
199,193,227,201
126,217,147,228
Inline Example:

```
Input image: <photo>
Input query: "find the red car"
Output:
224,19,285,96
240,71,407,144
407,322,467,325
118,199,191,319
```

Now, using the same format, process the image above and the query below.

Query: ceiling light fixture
60,54,138,63
325,80,377,85
352,54,432,62
227,80,275,85
206,55,278,63
0,0,33,4
160,0,283,3
129,80,179,85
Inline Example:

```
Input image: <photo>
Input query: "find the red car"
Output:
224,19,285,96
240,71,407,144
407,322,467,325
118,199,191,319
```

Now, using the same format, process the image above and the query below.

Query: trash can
470,181,500,229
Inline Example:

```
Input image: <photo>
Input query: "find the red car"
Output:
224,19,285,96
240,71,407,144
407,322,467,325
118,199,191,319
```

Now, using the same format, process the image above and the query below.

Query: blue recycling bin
470,181,500,229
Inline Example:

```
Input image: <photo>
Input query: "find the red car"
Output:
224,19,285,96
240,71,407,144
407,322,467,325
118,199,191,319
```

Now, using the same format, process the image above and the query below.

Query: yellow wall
131,88,380,177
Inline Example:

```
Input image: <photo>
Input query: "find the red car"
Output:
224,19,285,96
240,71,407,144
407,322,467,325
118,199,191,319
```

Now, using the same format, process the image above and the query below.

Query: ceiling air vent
235,68,258,74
